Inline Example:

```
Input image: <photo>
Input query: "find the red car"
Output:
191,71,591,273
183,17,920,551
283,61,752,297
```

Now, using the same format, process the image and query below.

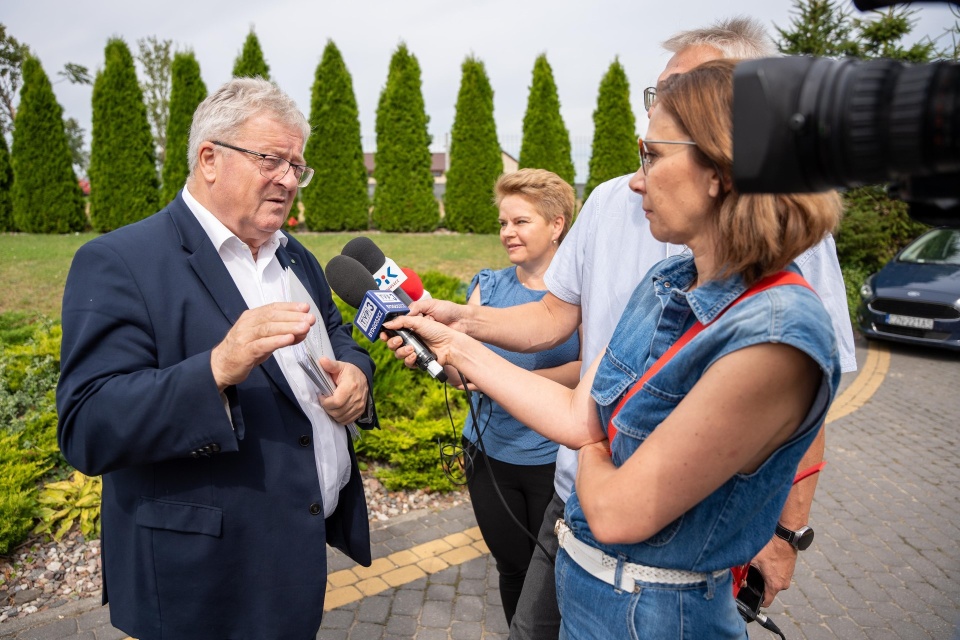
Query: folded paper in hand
285,268,361,441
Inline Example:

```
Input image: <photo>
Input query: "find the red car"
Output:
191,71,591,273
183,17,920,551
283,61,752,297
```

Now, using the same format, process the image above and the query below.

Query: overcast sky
5,0,956,180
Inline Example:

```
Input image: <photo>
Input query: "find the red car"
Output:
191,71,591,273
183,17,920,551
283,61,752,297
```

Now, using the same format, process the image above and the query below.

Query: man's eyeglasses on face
638,136,698,175
212,140,315,188
643,86,657,111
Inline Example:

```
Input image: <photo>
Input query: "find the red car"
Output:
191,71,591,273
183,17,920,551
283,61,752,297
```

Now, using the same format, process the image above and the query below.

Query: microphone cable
456,371,557,566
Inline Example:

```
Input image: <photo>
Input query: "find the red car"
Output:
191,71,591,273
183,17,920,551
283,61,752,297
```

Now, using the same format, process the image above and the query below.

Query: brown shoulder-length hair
656,58,843,285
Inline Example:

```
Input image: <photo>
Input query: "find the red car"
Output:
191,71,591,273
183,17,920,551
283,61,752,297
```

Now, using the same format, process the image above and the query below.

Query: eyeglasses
212,140,314,188
643,86,657,111
638,136,698,175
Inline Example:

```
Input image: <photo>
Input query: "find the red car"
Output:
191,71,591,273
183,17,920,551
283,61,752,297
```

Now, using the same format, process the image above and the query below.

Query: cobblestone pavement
2,337,958,639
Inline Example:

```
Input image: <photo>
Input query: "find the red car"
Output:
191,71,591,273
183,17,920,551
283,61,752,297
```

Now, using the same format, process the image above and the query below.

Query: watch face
796,527,815,551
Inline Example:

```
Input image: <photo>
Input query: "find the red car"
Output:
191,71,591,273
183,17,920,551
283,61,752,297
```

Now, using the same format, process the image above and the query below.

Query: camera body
731,0,959,225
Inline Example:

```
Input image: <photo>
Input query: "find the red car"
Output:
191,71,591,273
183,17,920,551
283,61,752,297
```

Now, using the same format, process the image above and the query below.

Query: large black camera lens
732,56,959,193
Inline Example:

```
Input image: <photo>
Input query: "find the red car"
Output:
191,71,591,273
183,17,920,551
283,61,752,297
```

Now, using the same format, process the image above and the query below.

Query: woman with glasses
456,168,581,626
385,59,842,638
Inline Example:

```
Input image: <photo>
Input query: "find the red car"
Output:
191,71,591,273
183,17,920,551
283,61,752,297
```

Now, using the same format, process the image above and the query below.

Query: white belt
555,519,727,592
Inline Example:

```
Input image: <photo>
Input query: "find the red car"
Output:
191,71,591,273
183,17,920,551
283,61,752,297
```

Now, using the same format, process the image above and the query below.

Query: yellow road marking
324,526,487,610
825,342,889,424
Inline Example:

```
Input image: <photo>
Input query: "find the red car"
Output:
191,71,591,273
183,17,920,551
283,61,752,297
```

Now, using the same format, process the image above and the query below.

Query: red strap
793,461,826,485
606,271,813,446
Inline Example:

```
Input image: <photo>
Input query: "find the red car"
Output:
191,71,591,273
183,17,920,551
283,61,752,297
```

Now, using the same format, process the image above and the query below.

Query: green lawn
0,231,510,318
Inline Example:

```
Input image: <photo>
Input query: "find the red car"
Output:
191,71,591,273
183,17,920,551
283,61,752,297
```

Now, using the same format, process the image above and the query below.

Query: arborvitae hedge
161,51,206,204
232,29,270,79
10,57,85,233
0,135,12,231
584,59,638,202
372,44,439,232
519,54,575,187
302,40,369,231
88,38,159,232
444,57,501,234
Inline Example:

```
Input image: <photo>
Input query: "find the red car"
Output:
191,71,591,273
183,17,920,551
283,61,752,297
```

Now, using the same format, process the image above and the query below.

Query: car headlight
859,278,874,299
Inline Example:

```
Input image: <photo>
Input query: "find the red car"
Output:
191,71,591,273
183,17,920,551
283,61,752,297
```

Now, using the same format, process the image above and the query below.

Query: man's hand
751,536,798,607
317,358,369,424
211,302,314,392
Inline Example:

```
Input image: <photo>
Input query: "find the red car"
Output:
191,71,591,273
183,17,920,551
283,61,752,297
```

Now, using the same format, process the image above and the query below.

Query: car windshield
898,229,960,266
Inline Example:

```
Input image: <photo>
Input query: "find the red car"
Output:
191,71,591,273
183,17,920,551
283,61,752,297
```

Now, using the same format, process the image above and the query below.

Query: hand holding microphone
325,254,448,383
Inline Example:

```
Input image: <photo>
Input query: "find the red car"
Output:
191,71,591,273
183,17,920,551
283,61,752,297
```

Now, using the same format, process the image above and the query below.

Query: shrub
0,134,13,232
835,185,928,275
584,59,638,202
161,51,207,204
10,57,86,233
89,38,160,231
519,54,575,186
33,471,102,542
0,430,49,554
444,57,502,234
232,28,271,79
372,44,439,232
302,40,369,231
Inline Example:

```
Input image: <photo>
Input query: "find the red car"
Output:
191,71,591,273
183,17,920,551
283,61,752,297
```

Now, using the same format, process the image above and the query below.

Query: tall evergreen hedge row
88,38,159,232
372,44,438,232
444,57,501,234
302,40,369,231
10,57,85,233
519,54,575,187
161,51,206,205
232,30,270,79
0,135,13,231
584,59,638,202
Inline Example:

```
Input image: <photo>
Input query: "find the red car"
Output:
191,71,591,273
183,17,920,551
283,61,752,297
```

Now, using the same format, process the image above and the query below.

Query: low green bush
0,430,50,554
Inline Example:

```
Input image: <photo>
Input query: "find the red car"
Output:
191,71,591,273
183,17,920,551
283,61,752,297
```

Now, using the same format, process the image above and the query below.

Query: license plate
887,314,934,330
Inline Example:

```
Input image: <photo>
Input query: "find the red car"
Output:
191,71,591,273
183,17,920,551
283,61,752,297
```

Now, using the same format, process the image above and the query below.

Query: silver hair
662,16,777,60
187,76,310,173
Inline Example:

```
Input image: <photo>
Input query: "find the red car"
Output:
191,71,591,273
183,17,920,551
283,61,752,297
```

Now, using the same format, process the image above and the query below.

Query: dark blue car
857,227,960,351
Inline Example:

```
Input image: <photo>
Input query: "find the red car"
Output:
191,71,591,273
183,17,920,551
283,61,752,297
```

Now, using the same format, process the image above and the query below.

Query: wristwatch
775,523,815,551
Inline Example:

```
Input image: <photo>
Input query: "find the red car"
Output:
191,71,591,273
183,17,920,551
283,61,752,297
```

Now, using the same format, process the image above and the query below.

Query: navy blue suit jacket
56,194,376,640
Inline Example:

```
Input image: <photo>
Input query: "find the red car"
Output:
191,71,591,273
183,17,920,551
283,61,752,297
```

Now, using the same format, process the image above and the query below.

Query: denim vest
564,254,840,572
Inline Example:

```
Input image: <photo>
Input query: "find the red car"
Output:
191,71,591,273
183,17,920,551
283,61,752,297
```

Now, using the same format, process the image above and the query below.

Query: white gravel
0,473,468,624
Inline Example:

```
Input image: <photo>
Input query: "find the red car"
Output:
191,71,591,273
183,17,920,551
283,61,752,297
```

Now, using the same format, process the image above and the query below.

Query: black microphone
325,254,447,383
341,236,415,305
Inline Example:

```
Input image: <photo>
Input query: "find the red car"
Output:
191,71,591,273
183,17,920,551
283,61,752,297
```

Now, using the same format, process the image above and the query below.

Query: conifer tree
10,57,85,233
519,54,575,187
89,38,159,231
302,40,369,231
444,56,501,234
232,29,270,79
372,44,438,232
584,58,638,202
0,134,13,231
162,51,206,204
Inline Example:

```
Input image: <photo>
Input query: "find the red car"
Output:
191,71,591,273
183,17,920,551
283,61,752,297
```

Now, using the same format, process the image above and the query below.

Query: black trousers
464,437,556,626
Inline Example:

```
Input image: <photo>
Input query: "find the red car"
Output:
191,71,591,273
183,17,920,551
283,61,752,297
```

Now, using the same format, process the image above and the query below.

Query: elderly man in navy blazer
57,77,377,640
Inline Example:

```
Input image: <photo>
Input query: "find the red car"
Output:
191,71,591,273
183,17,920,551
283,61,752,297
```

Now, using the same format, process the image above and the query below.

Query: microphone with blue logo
325,254,447,383
341,237,414,304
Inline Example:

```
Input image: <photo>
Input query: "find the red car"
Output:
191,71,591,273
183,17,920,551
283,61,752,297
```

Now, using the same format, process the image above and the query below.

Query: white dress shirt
182,186,350,517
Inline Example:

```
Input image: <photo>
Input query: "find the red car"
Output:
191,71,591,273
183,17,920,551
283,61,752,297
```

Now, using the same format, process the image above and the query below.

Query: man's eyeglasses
212,140,315,188
638,136,698,175
643,86,657,111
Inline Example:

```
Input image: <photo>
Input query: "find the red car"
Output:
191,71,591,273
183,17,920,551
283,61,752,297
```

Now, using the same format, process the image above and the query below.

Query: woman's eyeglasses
638,137,698,175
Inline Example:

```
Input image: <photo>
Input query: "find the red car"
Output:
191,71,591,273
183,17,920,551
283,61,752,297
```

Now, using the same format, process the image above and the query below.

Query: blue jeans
555,549,746,639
